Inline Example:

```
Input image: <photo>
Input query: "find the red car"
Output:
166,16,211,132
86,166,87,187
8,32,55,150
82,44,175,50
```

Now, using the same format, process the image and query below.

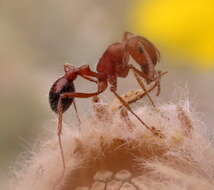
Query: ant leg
129,64,153,81
60,80,108,99
110,82,161,111
130,65,167,92
131,68,156,108
55,79,107,177
56,97,66,170
108,77,146,124
110,87,151,131
110,86,164,138
55,78,107,173
53,96,66,190
80,75,97,83
73,100,81,125
155,71,161,96
130,64,168,82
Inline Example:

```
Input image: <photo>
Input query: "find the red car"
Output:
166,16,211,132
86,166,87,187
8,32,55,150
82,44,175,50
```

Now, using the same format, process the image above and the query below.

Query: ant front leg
110,87,152,132
130,65,167,97
133,68,156,107
152,70,168,96
129,64,154,83
129,64,156,107
109,76,165,138
154,70,164,96
109,79,153,132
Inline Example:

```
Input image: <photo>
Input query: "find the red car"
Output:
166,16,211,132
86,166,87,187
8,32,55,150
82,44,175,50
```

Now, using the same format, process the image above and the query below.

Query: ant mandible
49,32,167,169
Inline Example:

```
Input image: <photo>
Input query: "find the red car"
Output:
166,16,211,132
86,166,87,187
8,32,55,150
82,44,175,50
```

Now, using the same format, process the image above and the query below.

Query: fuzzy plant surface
8,90,214,190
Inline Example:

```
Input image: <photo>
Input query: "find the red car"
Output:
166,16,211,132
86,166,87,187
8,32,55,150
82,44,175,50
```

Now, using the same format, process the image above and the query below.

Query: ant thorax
97,42,128,77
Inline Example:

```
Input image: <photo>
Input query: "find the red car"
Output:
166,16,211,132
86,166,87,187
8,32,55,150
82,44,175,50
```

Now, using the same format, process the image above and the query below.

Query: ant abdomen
49,77,75,113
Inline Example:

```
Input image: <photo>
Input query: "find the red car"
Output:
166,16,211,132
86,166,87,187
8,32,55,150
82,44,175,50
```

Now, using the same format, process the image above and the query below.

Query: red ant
49,32,167,169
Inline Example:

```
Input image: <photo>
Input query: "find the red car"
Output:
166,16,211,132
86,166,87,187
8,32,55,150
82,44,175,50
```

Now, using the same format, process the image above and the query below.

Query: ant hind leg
57,97,66,170
52,97,67,190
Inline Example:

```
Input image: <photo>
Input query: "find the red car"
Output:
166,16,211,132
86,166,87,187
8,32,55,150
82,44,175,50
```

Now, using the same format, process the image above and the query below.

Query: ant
49,32,167,170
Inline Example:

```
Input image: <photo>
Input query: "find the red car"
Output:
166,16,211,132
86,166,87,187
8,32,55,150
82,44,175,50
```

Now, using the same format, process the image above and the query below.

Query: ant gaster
49,32,167,169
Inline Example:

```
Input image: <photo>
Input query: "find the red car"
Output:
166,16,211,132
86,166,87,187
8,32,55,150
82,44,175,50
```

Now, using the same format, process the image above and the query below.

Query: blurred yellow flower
131,0,214,68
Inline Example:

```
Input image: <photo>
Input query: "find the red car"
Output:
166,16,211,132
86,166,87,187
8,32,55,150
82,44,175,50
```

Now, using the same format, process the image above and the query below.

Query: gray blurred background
1,0,214,185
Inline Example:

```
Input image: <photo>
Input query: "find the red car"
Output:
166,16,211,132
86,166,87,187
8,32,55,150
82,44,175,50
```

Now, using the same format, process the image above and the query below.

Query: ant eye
138,47,144,53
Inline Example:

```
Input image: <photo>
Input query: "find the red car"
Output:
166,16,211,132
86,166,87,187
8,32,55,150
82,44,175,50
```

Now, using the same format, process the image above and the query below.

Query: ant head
64,64,78,81
126,36,160,67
